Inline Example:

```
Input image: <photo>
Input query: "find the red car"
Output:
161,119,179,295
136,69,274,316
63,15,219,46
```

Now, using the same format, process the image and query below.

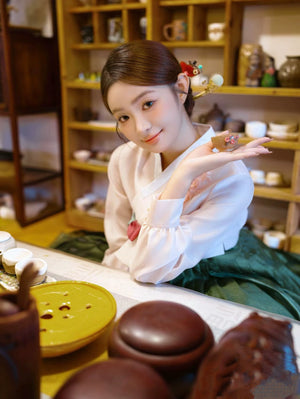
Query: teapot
198,103,226,132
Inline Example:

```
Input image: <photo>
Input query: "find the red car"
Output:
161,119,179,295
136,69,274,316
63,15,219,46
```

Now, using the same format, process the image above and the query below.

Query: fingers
245,137,272,148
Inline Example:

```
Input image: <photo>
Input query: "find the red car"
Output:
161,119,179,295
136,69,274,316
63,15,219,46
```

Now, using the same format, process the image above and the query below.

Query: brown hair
101,40,195,116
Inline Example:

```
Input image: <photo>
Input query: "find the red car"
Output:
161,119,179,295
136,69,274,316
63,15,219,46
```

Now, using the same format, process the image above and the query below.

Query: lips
143,130,163,143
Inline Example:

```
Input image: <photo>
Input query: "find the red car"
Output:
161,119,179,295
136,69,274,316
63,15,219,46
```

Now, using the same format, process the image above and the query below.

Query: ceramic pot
108,300,214,397
278,56,300,88
199,103,226,131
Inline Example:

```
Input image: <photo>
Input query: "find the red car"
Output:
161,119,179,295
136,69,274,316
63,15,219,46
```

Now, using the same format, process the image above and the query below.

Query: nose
134,114,151,134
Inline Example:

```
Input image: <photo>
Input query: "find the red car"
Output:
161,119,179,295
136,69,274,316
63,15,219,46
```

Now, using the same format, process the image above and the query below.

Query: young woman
100,40,300,319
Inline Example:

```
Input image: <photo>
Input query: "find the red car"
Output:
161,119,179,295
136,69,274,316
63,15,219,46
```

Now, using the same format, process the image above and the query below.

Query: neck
160,118,198,170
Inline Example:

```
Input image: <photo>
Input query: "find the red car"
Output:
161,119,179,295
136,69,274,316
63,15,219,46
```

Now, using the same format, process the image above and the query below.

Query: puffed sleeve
104,148,254,283
102,145,133,272
127,170,253,283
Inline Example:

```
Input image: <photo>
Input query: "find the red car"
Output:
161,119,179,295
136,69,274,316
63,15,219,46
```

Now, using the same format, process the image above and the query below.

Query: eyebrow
111,90,156,114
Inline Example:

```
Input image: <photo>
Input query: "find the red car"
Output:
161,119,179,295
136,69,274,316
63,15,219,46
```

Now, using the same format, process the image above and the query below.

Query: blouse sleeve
103,147,254,284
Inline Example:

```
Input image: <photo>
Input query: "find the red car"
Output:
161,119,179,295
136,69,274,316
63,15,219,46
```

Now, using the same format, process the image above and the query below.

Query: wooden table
4,242,300,399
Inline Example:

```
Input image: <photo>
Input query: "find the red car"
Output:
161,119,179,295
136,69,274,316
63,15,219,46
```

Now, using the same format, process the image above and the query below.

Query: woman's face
107,80,189,153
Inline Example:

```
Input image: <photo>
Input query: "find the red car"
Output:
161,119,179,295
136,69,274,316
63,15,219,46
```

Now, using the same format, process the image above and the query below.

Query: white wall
0,114,61,171
9,0,53,37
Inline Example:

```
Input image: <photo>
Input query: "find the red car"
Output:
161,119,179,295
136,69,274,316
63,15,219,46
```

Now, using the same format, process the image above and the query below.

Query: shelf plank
238,137,300,150
160,0,226,5
162,40,225,48
214,86,300,97
231,0,300,4
65,80,300,98
290,231,300,255
254,186,300,203
66,208,104,232
68,3,145,13
69,160,108,173
66,81,100,90
68,121,116,132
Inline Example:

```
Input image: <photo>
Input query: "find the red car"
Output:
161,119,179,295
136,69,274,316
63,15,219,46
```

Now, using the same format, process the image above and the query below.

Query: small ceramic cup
265,172,283,187
15,258,47,286
263,230,286,249
208,22,225,41
0,232,16,264
2,248,33,275
249,169,265,184
163,20,187,41
245,121,267,138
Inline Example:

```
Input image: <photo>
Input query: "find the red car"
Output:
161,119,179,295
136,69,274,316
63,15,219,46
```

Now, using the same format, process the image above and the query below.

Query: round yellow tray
31,280,116,358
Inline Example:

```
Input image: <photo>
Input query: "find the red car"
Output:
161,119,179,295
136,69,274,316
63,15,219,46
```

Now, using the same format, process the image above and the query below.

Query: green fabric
50,230,108,263
169,229,300,320
51,228,300,320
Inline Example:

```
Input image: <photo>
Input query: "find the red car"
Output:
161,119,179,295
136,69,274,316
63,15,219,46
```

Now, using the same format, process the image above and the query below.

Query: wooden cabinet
56,0,300,253
0,0,64,226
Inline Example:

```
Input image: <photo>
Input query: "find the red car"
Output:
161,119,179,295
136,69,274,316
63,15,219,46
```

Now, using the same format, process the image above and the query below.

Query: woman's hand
160,133,272,200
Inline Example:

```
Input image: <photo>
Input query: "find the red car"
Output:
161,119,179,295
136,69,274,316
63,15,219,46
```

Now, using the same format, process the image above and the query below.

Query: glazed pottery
278,56,300,88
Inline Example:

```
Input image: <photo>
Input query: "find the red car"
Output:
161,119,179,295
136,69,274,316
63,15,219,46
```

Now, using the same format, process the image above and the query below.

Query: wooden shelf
57,0,300,253
68,121,116,132
68,2,146,13
160,0,226,5
254,186,300,203
66,80,100,90
69,160,108,173
214,86,300,97
66,208,104,232
290,231,300,254
0,0,63,226
162,40,225,48
71,42,120,50
238,137,300,150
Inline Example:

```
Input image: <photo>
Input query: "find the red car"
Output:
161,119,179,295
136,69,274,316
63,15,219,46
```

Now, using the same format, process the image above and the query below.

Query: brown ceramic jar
278,56,300,88
108,300,214,397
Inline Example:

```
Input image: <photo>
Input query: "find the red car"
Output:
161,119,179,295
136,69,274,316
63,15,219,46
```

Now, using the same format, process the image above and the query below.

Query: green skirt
51,228,300,320
170,229,300,320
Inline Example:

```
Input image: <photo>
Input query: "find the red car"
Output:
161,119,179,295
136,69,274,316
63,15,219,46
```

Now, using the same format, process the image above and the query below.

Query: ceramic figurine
245,51,263,87
261,53,277,87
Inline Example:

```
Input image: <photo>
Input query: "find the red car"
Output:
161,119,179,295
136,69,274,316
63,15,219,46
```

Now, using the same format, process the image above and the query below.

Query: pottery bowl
269,121,298,133
73,150,91,162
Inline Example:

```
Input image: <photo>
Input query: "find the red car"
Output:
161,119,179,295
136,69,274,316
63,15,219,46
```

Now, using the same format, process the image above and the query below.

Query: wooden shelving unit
56,0,300,252
0,0,64,226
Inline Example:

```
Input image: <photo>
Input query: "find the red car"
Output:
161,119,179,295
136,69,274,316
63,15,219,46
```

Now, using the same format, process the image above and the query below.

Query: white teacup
263,230,286,250
15,257,48,286
208,22,225,41
2,247,33,275
249,169,265,184
245,121,267,139
265,172,283,187
0,231,16,263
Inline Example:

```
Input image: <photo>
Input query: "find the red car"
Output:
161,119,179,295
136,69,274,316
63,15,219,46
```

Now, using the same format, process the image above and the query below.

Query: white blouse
102,126,254,284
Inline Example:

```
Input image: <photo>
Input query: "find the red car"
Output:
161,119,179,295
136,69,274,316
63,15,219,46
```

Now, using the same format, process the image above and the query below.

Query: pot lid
118,300,207,356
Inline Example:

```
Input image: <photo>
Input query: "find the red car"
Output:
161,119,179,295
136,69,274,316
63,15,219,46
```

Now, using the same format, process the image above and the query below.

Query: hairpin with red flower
180,61,203,77
180,60,224,99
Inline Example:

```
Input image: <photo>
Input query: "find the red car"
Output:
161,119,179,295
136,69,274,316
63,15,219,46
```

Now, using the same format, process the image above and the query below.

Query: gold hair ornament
193,73,224,99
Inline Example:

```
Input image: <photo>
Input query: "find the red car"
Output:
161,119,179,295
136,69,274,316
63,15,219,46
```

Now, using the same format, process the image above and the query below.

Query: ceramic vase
278,56,300,88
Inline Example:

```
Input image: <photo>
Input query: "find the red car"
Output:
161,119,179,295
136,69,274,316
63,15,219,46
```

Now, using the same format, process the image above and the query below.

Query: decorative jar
278,56,300,88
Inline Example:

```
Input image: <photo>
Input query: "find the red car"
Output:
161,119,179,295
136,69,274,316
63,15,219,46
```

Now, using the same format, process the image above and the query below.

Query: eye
118,115,129,123
143,100,154,110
